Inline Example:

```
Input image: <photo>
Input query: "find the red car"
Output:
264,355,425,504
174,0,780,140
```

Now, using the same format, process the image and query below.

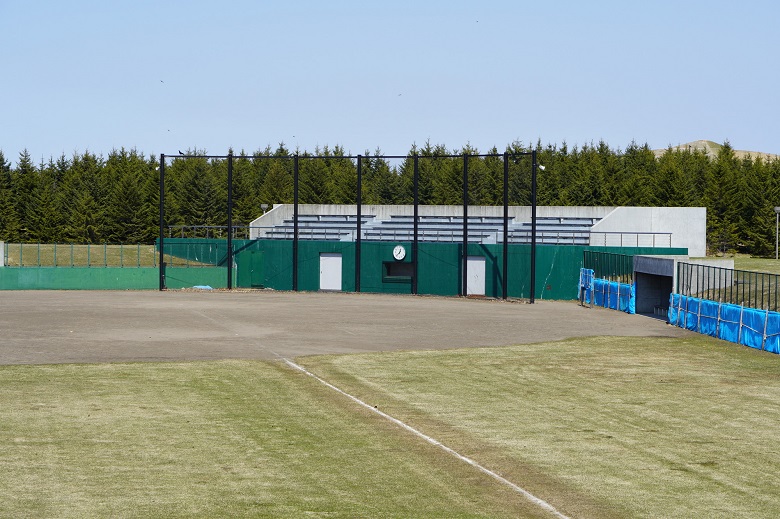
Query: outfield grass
301,335,780,519
4,335,780,518
4,243,159,267
0,360,545,518
732,255,780,274
3,243,209,267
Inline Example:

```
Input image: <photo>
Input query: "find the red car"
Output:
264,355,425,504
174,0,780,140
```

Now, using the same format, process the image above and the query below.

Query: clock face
393,245,406,260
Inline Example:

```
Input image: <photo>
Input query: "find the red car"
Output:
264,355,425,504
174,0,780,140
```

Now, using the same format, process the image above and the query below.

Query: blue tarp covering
718,303,741,344
579,269,635,314
668,294,780,355
578,268,594,304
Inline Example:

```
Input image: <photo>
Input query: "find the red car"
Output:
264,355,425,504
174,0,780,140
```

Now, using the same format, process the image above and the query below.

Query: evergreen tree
105,149,152,242
362,151,401,205
706,142,740,254
0,151,19,241
506,141,532,205
535,142,561,206
28,158,62,242
260,159,293,205
59,152,106,242
232,152,262,230
427,143,460,205
472,148,502,206
325,145,358,204
140,155,161,243
564,143,603,206
171,154,222,235
738,155,773,255
619,141,656,205
11,150,37,241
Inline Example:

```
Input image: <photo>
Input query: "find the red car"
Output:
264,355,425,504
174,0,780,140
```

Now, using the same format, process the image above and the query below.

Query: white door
319,253,342,291
466,256,486,296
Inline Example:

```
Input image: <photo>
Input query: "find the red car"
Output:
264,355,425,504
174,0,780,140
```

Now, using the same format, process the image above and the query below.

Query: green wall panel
1,239,688,299
0,267,157,290
163,267,232,289
0,266,230,290
241,241,687,300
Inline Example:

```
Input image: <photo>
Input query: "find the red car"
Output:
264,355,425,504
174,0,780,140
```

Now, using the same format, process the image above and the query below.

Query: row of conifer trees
1,140,778,256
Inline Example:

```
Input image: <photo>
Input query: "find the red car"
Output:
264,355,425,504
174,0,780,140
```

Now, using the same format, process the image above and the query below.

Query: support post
462,153,469,297
502,152,509,300
530,149,538,304
412,154,419,295
775,207,780,259
356,155,362,292
293,154,299,291
227,152,233,290
158,154,166,290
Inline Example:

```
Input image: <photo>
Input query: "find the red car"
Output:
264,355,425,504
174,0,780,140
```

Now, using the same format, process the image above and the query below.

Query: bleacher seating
259,214,601,244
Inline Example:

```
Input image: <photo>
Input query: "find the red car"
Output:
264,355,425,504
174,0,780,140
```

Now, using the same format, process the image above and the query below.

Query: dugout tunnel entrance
584,253,735,317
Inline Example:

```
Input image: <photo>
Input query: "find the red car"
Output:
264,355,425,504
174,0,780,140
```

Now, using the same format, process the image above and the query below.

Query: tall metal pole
356,155,362,292
775,207,779,260
293,154,299,291
530,150,538,304
226,152,233,290
462,153,469,297
158,154,166,291
502,152,509,300
412,154,419,295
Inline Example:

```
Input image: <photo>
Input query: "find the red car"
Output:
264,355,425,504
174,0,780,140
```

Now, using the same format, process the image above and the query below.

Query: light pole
775,207,780,260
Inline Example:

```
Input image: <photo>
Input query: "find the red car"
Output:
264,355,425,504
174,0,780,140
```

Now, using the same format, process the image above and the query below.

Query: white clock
392,245,406,261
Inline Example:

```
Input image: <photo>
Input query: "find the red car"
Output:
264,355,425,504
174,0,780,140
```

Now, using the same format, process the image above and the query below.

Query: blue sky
2,0,778,166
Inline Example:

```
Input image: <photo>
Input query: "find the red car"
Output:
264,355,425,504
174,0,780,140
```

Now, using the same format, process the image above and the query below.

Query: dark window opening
383,261,413,283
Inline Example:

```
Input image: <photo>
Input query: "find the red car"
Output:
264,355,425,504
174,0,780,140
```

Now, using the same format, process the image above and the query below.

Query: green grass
0,360,544,519
733,255,780,275
301,336,780,519
4,243,158,267
4,335,780,518
3,244,210,267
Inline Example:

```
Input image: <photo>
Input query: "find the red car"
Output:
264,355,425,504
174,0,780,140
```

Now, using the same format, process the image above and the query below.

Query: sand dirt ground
0,290,690,365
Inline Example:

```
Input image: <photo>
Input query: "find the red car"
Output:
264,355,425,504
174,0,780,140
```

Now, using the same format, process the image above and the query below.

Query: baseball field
1,291,778,518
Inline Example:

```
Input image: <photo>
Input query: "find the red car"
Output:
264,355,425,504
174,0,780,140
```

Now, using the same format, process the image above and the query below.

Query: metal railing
583,251,634,284
250,226,670,247
677,262,780,312
167,225,251,239
589,231,672,248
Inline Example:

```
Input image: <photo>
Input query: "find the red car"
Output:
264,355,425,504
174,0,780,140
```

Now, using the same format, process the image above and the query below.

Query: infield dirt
0,290,689,365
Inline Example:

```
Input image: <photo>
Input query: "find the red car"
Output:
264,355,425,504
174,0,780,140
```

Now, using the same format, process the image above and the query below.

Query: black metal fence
160,151,539,299
583,250,633,284
167,225,251,239
677,262,780,312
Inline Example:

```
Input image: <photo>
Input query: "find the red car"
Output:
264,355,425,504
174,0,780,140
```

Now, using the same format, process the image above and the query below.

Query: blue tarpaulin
668,293,780,354
579,269,635,314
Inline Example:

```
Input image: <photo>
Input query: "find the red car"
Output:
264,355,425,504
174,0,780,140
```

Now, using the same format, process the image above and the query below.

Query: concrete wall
591,207,707,257
249,204,617,238
249,205,707,257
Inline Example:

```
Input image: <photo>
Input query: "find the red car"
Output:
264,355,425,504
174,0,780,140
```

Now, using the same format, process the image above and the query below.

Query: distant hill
652,140,779,161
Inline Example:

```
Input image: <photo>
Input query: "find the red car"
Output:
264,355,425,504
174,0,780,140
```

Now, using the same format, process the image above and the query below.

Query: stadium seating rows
260,215,600,245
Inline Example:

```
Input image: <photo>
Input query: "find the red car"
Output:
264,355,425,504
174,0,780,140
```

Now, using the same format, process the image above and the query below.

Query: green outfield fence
1,240,687,296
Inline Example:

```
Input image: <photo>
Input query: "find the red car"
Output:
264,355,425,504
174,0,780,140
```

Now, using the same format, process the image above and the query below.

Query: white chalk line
280,357,571,519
